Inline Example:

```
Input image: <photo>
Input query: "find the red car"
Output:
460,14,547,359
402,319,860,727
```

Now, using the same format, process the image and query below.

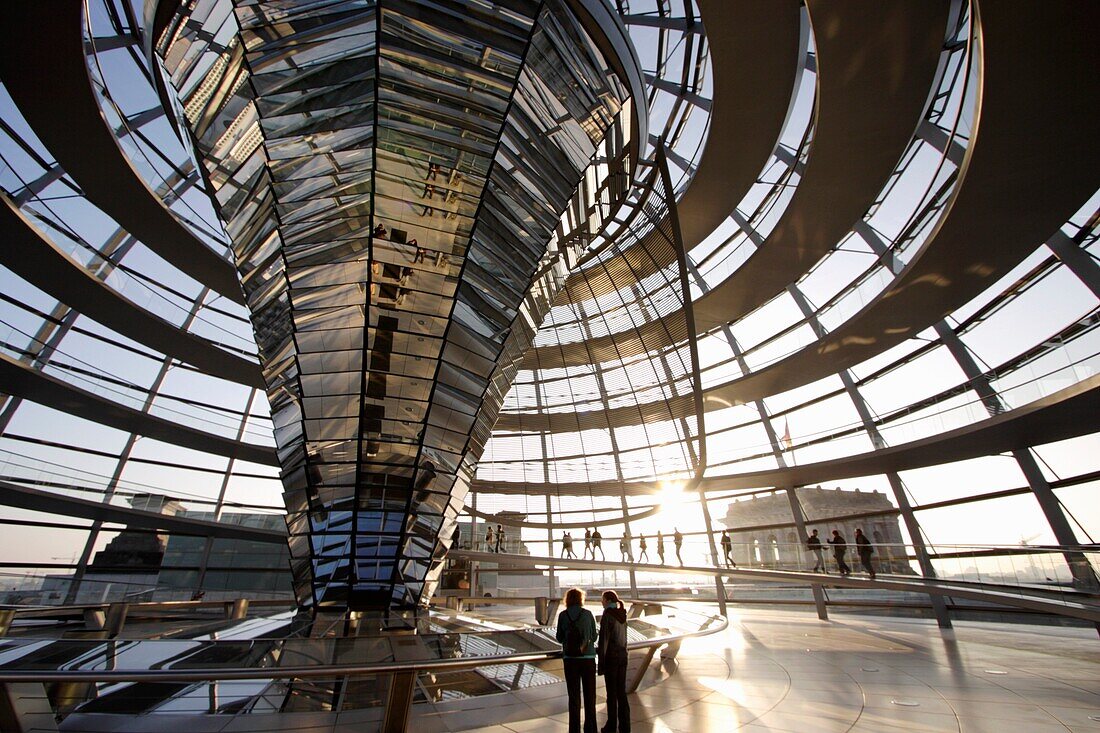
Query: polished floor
428,607,1100,733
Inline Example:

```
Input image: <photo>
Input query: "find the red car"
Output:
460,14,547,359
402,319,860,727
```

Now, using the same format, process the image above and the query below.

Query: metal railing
0,600,724,732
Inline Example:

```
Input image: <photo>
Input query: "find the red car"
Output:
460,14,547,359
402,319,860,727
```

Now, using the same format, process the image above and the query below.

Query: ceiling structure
0,0,1097,617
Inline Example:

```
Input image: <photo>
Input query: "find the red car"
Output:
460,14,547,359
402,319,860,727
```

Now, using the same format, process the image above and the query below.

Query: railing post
0,683,57,733
83,607,106,631
224,598,249,620
0,609,14,636
103,602,128,638
381,671,416,733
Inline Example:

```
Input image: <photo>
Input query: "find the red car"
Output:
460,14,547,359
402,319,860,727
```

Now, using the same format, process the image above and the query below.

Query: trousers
602,656,631,732
564,657,597,733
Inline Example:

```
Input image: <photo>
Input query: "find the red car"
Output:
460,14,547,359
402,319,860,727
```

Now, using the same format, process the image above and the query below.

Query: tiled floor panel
430,608,1100,733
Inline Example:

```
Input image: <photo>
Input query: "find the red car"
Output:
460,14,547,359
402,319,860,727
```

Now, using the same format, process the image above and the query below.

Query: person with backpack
597,590,630,732
556,587,599,733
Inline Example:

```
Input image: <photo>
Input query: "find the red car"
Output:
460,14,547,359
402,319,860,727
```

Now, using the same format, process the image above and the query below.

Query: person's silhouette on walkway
720,530,735,567
495,524,505,554
485,525,494,553
828,529,851,575
584,528,593,560
673,528,684,566
638,535,649,563
656,531,665,565
591,528,605,560
562,532,575,559
807,529,825,573
855,528,876,579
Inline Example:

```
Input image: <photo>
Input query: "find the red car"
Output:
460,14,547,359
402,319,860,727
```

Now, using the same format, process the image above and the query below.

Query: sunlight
656,479,698,529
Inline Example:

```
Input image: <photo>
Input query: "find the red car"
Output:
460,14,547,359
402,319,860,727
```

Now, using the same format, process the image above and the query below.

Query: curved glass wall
0,0,1097,623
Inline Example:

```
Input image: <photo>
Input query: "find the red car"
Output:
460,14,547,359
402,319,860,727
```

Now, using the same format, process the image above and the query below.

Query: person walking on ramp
556,588,599,733
562,532,575,559
854,528,876,579
592,528,605,561
807,529,825,572
719,530,735,567
828,529,851,576
673,528,684,566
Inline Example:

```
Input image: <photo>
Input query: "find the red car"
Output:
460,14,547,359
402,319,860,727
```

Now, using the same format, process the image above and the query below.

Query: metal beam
0,352,278,467
0,480,285,544
0,3,244,305
0,196,263,389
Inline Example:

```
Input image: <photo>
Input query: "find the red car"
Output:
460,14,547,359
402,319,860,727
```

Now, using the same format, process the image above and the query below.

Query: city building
0,1,1097,732
721,486,910,572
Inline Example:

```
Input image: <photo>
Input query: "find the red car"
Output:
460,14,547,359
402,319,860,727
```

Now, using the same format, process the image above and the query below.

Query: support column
64,288,214,605
658,147,726,614
620,492,639,599
931,320,1098,590
197,388,260,596
785,489,828,620
546,493,557,599
784,280,955,627
882,470,953,628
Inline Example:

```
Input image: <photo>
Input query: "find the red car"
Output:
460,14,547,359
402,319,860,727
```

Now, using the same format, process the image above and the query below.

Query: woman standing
597,590,630,732
556,587,599,733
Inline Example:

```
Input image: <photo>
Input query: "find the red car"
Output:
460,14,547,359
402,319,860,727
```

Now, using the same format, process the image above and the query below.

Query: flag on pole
781,419,792,450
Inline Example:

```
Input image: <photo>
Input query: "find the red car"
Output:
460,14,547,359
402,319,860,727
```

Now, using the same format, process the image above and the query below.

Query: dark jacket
597,605,629,669
556,606,598,659
856,534,873,555
807,535,822,550
828,534,847,554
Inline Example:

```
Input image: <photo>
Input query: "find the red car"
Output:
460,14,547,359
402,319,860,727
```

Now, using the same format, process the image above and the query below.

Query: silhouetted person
584,528,593,560
656,531,665,565
807,529,825,573
597,590,630,733
828,530,851,575
556,588,598,733
495,524,505,554
562,532,575,559
485,525,494,553
619,536,629,562
673,528,684,566
855,528,875,579
719,530,735,567
452,524,461,550
638,535,649,563
591,528,605,560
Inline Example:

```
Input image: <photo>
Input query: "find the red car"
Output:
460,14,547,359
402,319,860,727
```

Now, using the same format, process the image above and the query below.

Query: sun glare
656,479,699,528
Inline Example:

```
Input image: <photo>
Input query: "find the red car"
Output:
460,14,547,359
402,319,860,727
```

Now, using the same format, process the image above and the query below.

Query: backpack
564,610,588,656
